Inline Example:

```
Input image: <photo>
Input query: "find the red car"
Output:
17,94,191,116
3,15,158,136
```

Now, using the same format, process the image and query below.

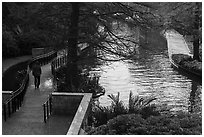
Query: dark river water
90,31,202,114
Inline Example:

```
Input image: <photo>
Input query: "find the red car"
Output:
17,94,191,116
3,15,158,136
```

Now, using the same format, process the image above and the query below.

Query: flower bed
171,54,202,75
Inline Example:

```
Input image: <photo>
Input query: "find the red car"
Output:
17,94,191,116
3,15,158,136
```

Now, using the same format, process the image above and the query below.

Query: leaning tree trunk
66,3,80,91
193,2,200,61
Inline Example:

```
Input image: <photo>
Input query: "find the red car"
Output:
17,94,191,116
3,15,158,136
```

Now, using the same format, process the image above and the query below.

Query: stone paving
165,30,192,57
2,63,73,135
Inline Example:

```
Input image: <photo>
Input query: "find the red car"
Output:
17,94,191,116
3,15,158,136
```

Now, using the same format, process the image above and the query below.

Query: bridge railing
51,53,68,86
2,50,57,121
43,95,52,123
51,54,68,72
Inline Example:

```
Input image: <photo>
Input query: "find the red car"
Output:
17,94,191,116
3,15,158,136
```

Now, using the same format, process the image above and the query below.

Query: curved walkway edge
165,30,192,57
2,55,32,75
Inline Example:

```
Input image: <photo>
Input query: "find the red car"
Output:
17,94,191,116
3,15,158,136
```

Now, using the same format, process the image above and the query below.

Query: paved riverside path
2,55,32,74
165,30,192,57
2,63,73,135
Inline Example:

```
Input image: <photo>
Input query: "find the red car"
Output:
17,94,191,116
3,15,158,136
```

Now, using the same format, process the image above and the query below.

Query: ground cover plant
88,92,159,127
86,91,202,135
55,65,105,98
87,112,201,135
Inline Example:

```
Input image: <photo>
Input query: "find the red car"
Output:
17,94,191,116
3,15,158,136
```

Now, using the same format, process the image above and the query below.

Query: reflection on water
189,81,202,113
91,40,202,113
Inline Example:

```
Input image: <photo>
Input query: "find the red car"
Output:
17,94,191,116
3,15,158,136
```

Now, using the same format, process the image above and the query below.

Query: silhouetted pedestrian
32,61,42,89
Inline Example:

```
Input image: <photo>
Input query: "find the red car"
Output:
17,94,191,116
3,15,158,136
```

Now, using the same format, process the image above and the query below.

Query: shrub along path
2,63,72,135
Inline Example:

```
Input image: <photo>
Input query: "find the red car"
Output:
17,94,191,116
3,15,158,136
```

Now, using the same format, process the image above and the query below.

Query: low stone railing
45,92,92,135
49,51,93,134
66,93,92,135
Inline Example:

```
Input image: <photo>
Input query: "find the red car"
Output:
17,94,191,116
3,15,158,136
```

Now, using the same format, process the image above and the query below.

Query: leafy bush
55,65,105,97
90,91,159,127
171,54,202,75
88,92,201,135
88,112,202,135
78,71,105,97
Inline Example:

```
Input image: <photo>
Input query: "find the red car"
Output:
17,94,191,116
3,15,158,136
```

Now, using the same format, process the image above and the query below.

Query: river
90,31,202,114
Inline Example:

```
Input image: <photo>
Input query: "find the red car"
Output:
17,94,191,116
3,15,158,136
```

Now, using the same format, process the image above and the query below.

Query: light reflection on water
91,48,202,113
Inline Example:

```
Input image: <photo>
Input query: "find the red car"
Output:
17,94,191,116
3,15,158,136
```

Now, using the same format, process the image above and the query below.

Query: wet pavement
2,63,73,135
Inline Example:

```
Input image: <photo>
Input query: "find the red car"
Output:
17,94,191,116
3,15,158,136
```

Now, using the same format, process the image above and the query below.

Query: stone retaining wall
52,93,83,115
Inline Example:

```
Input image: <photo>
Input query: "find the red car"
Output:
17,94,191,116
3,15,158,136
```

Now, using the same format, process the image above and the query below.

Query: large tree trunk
193,2,200,61
66,3,80,91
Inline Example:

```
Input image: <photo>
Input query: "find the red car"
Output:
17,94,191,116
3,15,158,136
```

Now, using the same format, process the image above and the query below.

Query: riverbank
165,30,202,78
171,54,202,78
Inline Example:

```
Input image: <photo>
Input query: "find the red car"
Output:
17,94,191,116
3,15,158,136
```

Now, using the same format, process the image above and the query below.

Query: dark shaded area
52,95,83,115
140,29,167,52
172,54,202,77
2,60,29,91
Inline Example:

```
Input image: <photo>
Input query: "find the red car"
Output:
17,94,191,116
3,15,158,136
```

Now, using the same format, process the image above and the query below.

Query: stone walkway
2,63,73,135
165,30,192,57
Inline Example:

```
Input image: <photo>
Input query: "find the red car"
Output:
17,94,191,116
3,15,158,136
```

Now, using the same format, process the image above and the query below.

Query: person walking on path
32,61,42,89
